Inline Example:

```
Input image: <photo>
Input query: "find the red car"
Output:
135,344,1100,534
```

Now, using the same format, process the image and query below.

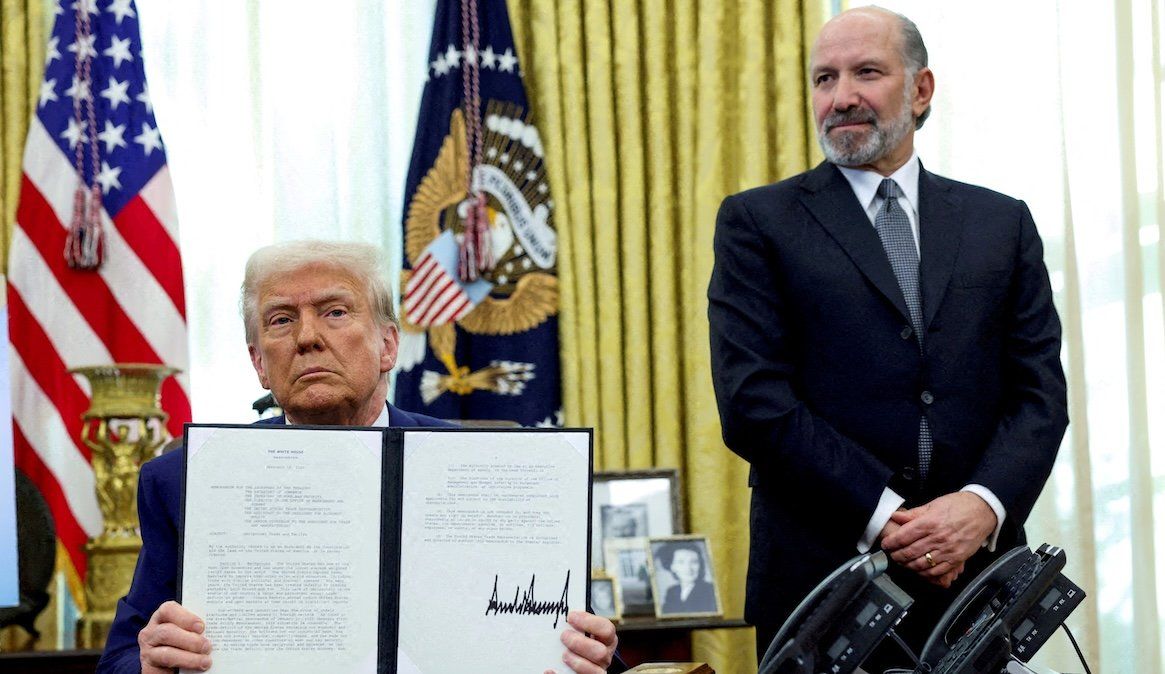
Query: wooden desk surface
614,616,751,667
616,616,750,633
0,649,101,674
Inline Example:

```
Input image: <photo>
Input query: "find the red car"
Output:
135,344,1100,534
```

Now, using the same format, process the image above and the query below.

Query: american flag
403,231,490,328
395,0,561,427
6,0,189,600
404,252,475,327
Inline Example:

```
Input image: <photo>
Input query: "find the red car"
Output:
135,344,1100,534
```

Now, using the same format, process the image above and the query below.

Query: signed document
395,429,591,674
180,425,388,674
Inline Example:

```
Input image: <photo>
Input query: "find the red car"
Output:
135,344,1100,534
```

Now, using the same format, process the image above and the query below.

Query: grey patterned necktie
873,178,931,479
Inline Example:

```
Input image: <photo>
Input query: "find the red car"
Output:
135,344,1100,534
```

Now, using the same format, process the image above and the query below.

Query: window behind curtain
137,0,437,423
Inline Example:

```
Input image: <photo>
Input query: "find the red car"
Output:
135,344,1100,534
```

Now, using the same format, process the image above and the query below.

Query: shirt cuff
858,488,905,553
961,484,1006,551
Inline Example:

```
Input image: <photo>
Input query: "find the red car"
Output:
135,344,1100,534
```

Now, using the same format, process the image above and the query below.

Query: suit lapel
798,162,912,323
918,167,965,329
386,402,411,427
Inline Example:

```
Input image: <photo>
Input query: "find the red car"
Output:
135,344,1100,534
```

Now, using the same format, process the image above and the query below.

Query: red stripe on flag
424,282,466,325
414,253,439,278
17,176,168,365
403,255,441,311
419,277,469,326
161,377,191,438
7,287,95,463
435,294,471,325
13,425,91,581
416,276,457,325
113,196,187,318
405,288,439,323
404,255,440,306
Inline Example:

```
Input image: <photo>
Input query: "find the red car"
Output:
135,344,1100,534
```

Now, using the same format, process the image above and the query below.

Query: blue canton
38,0,167,217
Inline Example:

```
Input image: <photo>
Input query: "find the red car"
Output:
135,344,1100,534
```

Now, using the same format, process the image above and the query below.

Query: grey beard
818,105,914,167
820,125,888,166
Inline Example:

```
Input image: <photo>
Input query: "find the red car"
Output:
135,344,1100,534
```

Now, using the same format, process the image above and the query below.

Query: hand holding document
181,425,385,673
179,426,591,674
397,430,590,673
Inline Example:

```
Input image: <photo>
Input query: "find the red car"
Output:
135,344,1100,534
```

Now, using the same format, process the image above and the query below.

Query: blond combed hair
240,240,397,345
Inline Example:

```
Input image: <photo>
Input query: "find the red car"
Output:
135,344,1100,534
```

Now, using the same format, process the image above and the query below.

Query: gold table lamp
70,364,179,649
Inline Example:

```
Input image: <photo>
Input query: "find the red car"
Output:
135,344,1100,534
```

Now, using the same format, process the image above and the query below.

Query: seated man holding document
98,240,620,674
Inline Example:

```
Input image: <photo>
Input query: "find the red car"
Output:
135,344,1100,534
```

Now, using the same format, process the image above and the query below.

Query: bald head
818,5,902,37
819,5,902,33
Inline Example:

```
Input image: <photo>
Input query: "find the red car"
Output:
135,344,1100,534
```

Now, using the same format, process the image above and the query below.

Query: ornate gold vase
70,364,179,649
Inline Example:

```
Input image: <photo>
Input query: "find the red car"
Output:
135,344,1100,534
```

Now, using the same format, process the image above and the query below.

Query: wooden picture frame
602,537,655,617
591,468,683,569
647,535,723,619
589,571,622,622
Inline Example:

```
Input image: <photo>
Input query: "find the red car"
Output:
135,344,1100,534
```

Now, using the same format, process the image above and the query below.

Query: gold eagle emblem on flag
400,102,557,400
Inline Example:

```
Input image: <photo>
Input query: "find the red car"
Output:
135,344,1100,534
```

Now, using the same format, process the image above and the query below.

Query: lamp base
77,535,142,649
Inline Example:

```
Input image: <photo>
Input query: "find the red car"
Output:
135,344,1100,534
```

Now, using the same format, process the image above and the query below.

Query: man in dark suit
98,240,620,674
707,7,1068,665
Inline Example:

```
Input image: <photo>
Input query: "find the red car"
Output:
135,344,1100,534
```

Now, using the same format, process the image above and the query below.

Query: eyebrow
259,287,358,317
811,58,891,75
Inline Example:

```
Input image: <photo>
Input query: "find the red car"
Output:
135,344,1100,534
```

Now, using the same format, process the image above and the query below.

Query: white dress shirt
372,403,390,427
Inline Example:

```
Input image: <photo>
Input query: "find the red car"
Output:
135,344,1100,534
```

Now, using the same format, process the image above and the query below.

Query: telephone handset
916,544,1085,674
758,551,913,674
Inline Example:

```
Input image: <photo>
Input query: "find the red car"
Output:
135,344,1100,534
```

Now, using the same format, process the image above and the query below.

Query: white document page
181,425,383,674
397,430,590,674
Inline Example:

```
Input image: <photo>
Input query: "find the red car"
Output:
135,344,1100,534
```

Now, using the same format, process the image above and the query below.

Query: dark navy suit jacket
97,404,452,673
708,161,1068,644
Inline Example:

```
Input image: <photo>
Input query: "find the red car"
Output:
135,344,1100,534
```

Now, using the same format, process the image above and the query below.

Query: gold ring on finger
925,551,937,568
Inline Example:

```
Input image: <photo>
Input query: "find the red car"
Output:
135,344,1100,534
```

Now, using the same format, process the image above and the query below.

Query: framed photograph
602,537,655,617
600,503,649,539
589,572,622,622
647,535,723,619
592,468,683,568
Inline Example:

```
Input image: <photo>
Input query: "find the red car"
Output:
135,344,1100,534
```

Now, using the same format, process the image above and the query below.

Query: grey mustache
823,111,876,131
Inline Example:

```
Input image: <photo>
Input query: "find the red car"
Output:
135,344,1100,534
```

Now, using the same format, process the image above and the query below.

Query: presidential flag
395,0,561,427
7,0,189,599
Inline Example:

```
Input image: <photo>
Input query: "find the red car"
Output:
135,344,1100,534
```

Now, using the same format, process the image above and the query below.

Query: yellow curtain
508,2,824,671
0,0,46,275
0,0,52,651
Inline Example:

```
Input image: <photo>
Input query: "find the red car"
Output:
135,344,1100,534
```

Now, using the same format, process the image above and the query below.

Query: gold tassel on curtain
508,1,824,671
0,0,47,274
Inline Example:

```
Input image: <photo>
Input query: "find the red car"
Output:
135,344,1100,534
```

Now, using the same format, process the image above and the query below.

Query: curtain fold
1155,0,1165,345
1112,1,1162,670
1019,4,1104,666
0,0,55,649
510,2,823,670
0,0,47,274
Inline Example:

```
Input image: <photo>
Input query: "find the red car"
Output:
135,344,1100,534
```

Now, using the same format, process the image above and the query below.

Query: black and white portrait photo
600,503,649,540
649,536,722,618
589,576,620,621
